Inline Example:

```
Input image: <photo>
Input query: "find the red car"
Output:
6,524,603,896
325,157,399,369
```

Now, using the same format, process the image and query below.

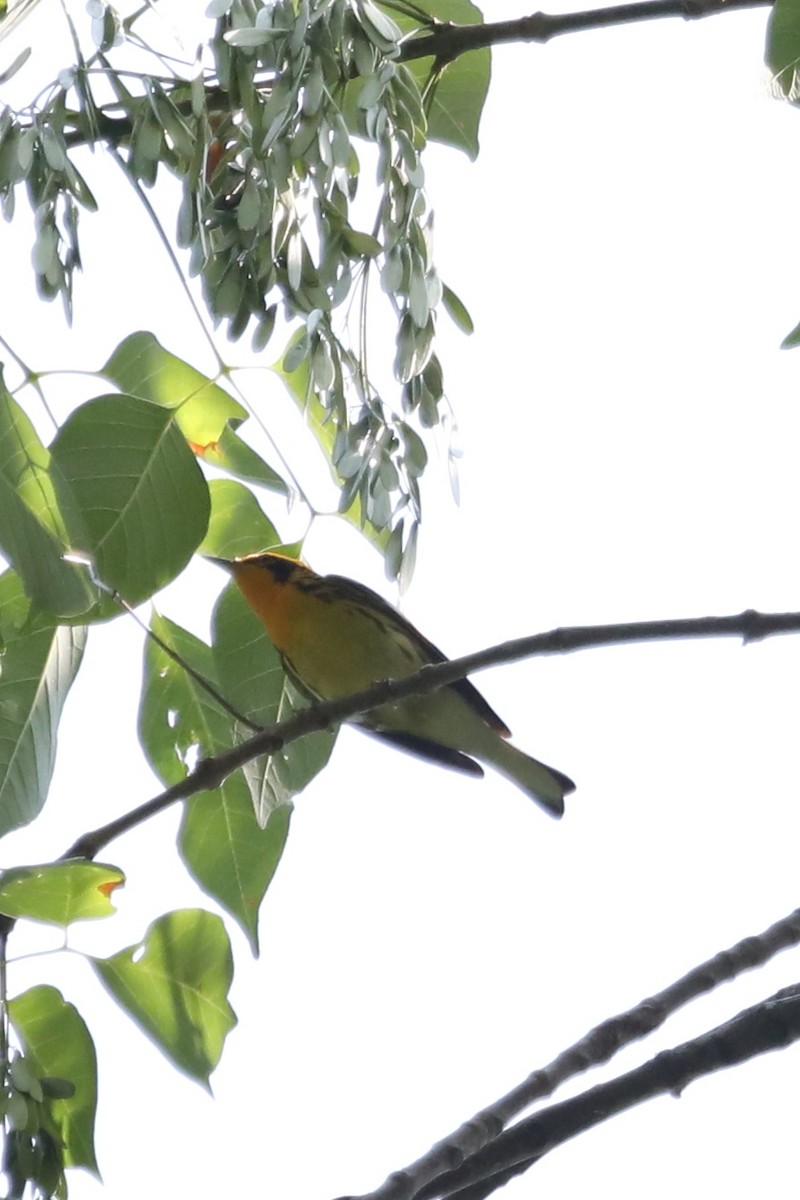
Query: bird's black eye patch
262,555,296,582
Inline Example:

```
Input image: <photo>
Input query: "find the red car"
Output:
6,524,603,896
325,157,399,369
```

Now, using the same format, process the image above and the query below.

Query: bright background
2,2,800,1197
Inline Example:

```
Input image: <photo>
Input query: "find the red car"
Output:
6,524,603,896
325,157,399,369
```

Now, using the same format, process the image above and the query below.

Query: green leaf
91,910,237,1085
780,317,800,348
9,985,99,1174
212,581,293,730
10,1053,44,1100
140,614,289,951
340,227,383,257
767,0,800,98
441,281,474,333
49,393,210,604
272,334,390,552
224,25,281,46
245,677,335,824
139,612,231,786
360,0,402,48
382,0,489,156
0,861,124,925
40,1079,76,1099
0,46,30,84
0,567,31,639
0,370,96,617
102,331,247,446
0,623,85,836
212,583,336,827
421,51,490,159
197,424,288,495
198,479,282,560
180,786,291,956
388,0,483,21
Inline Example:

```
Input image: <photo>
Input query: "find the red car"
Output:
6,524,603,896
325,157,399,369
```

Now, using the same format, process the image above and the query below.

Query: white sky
2,2,800,1198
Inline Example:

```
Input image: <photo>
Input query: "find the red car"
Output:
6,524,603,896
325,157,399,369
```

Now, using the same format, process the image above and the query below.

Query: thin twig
113,592,262,733
64,555,262,732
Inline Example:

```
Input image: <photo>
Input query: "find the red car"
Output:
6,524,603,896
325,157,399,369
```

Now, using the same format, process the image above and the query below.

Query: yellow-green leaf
91,910,237,1085
0,861,124,925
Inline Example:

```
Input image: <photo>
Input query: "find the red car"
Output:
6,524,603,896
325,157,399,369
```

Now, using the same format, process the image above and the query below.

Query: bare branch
400,0,772,64
407,983,800,1200
338,906,800,1200
63,607,800,859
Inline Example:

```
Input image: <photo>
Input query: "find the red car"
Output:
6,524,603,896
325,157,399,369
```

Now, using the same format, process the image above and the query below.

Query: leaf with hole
91,910,237,1085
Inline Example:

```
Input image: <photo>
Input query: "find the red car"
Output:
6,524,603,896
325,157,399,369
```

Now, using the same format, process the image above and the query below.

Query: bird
209,552,575,817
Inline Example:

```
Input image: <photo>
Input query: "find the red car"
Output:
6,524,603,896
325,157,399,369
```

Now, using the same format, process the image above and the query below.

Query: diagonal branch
337,906,800,1200
408,983,800,1200
63,605,800,859
400,0,772,64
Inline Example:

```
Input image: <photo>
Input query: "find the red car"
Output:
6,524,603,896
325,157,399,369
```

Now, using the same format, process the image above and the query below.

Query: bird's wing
356,727,485,776
324,574,512,737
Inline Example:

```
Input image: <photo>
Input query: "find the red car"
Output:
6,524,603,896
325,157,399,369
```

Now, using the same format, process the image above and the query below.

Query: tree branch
400,0,772,64
63,606,800,859
407,983,800,1200
336,905,800,1200
40,0,775,157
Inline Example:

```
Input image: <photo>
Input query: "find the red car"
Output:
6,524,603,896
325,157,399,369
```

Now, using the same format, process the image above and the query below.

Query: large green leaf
9,985,99,1174
49,393,210,604
140,613,291,952
0,622,85,836
139,613,233,785
384,0,490,157
198,425,288,496
91,910,237,1085
212,579,294,729
212,583,336,828
0,861,124,925
420,49,490,160
198,479,282,559
389,0,483,22
0,371,96,616
180,786,291,957
102,331,247,445
0,566,31,640
767,0,800,98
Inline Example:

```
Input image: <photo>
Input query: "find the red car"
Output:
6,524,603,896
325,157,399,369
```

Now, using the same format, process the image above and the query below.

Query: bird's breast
284,599,422,701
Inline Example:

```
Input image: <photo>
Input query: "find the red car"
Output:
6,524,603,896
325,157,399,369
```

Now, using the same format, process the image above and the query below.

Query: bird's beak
203,555,235,572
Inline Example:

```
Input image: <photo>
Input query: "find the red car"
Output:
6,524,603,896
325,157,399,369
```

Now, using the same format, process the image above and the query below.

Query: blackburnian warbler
211,552,574,817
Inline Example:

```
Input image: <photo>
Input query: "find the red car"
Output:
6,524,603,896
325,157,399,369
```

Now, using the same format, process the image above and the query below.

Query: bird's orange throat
229,562,299,653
